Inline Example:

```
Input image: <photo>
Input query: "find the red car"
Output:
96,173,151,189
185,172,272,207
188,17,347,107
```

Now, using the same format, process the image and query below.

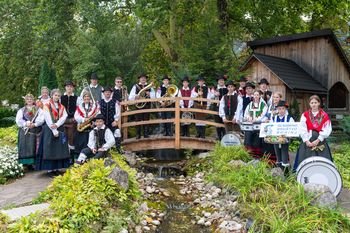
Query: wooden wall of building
253,37,350,92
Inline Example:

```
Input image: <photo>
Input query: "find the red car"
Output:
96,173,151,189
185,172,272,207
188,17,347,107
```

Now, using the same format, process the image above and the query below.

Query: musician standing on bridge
100,86,122,153
156,75,175,136
74,92,100,154
191,76,211,138
129,74,155,139
80,73,103,104
178,76,193,137
219,80,242,134
293,95,333,170
16,94,44,167
211,75,228,140
60,81,78,152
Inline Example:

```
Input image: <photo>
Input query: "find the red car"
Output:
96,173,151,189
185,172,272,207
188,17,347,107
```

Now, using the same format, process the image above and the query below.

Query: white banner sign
259,122,300,138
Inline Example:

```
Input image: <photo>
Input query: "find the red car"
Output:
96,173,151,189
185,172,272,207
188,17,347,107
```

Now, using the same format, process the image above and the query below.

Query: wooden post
174,97,180,149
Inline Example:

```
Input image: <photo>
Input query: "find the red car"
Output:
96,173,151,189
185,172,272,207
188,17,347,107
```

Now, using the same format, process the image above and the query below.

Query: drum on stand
253,123,261,131
296,156,342,196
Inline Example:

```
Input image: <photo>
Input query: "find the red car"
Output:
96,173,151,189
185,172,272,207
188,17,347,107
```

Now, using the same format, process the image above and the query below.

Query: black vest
99,99,116,127
112,88,122,102
242,96,252,116
224,94,238,117
61,95,77,118
94,128,106,149
160,86,167,96
217,87,228,100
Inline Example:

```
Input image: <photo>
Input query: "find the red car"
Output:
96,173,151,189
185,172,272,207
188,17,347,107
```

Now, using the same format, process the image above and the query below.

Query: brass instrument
135,82,154,109
159,84,178,107
121,85,129,111
77,80,97,132
181,111,193,119
198,86,203,106
77,111,98,132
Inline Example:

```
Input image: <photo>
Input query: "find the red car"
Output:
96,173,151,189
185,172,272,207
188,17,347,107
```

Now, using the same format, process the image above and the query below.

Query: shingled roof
240,53,327,93
247,29,350,73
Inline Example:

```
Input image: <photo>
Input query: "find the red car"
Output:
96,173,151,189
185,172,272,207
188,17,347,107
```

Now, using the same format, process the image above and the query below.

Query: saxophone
135,82,154,109
77,111,98,132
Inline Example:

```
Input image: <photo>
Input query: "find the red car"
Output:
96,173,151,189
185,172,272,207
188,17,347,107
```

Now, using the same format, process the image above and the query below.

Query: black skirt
18,127,42,165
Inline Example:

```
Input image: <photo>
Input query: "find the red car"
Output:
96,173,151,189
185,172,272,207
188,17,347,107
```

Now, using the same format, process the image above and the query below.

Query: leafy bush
289,138,301,153
0,146,23,184
0,126,18,146
0,107,16,127
0,212,9,232
207,144,350,232
9,153,141,232
333,144,350,189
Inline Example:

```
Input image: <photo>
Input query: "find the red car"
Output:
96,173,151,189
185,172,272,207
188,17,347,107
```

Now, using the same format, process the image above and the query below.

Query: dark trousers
214,114,225,140
81,147,108,160
274,144,289,165
196,126,206,138
181,125,190,137
161,111,173,136
107,123,122,153
135,113,150,138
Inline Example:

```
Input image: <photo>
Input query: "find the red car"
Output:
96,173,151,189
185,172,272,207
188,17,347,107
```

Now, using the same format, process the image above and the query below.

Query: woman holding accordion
293,95,332,170
243,90,267,159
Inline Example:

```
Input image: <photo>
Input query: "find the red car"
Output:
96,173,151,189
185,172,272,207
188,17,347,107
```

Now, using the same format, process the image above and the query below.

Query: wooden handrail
119,96,224,149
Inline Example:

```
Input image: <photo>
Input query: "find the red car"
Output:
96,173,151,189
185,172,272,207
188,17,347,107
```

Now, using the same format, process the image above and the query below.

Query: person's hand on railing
146,91,151,97
112,120,118,127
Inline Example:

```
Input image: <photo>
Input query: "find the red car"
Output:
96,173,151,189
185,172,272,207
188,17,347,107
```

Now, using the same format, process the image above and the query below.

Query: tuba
181,111,193,119
160,84,178,107
135,82,154,109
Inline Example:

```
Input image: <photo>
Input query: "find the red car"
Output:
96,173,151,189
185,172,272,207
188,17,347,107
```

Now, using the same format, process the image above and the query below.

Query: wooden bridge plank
175,98,180,149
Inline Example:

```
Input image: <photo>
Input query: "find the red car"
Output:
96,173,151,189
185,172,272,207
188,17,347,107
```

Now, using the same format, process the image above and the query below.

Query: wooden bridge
118,97,224,152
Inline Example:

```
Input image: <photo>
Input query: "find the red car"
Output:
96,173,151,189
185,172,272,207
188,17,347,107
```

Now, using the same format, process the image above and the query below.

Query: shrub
0,146,23,184
0,126,18,146
0,212,9,232
207,144,350,232
333,143,350,189
9,153,141,232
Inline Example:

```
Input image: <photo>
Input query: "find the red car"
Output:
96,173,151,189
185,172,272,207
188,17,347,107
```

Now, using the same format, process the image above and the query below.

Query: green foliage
0,126,18,146
339,115,350,136
9,156,141,232
289,98,301,121
206,144,350,232
38,59,58,92
0,212,9,232
333,144,350,189
289,138,301,153
0,107,16,127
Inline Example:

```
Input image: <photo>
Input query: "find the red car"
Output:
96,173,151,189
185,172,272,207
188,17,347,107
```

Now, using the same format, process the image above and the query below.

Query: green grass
333,143,350,189
0,125,18,146
205,144,350,233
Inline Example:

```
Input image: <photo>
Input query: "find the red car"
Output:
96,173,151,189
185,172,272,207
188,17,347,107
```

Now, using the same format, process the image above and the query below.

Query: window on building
328,82,348,109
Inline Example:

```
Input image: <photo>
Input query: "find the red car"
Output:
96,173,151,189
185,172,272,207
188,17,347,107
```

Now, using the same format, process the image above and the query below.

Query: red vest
180,89,191,107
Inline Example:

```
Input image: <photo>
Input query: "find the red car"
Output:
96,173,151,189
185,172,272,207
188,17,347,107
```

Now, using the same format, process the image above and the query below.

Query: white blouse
299,111,332,142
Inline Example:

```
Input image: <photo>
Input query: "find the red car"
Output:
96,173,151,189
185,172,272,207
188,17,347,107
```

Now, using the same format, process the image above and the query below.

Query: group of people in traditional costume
16,72,333,176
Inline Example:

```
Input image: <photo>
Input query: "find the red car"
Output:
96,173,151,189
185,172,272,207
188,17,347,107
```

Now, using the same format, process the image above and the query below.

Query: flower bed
0,146,23,184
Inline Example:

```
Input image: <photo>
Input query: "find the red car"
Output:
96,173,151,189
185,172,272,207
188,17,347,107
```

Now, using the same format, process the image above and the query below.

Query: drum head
221,133,241,147
296,158,342,196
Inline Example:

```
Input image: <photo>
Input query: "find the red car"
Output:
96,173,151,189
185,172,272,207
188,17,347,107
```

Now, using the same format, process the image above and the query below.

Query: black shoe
136,135,141,139
144,135,149,138
283,166,290,177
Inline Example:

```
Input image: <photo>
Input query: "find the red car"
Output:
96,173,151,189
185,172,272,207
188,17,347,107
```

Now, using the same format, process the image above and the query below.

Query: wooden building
240,29,350,114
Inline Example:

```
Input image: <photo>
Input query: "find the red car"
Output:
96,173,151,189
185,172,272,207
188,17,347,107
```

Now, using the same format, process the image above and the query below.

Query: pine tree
38,60,58,95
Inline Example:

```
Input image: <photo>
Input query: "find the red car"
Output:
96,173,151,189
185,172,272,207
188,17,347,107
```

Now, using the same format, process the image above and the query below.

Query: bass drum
221,133,242,147
296,156,342,196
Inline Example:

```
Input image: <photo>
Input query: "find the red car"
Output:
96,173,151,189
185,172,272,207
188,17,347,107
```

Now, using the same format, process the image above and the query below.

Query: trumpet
135,82,154,109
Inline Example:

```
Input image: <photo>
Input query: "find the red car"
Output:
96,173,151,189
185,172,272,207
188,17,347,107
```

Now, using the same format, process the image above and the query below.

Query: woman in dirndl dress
16,94,44,166
243,90,267,159
36,89,70,172
74,91,99,154
293,95,332,170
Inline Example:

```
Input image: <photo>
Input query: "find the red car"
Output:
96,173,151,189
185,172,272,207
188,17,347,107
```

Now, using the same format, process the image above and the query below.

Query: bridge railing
118,97,224,149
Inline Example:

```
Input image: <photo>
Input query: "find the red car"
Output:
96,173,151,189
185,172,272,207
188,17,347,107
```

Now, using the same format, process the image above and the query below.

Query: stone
247,159,260,167
204,221,211,226
150,212,156,217
119,228,128,233
197,218,205,225
138,202,149,213
104,157,116,167
123,151,137,167
135,226,142,233
146,186,155,194
151,220,161,226
219,220,243,231
140,220,148,226
180,189,186,195
162,191,170,197
204,212,211,218
303,183,337,209
159,212,165,218
143,226,151,231
228,160,246,167
270,167,284,179
108,166,129,190
198,152,210,159
193,198,200,204
146,173,154,180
